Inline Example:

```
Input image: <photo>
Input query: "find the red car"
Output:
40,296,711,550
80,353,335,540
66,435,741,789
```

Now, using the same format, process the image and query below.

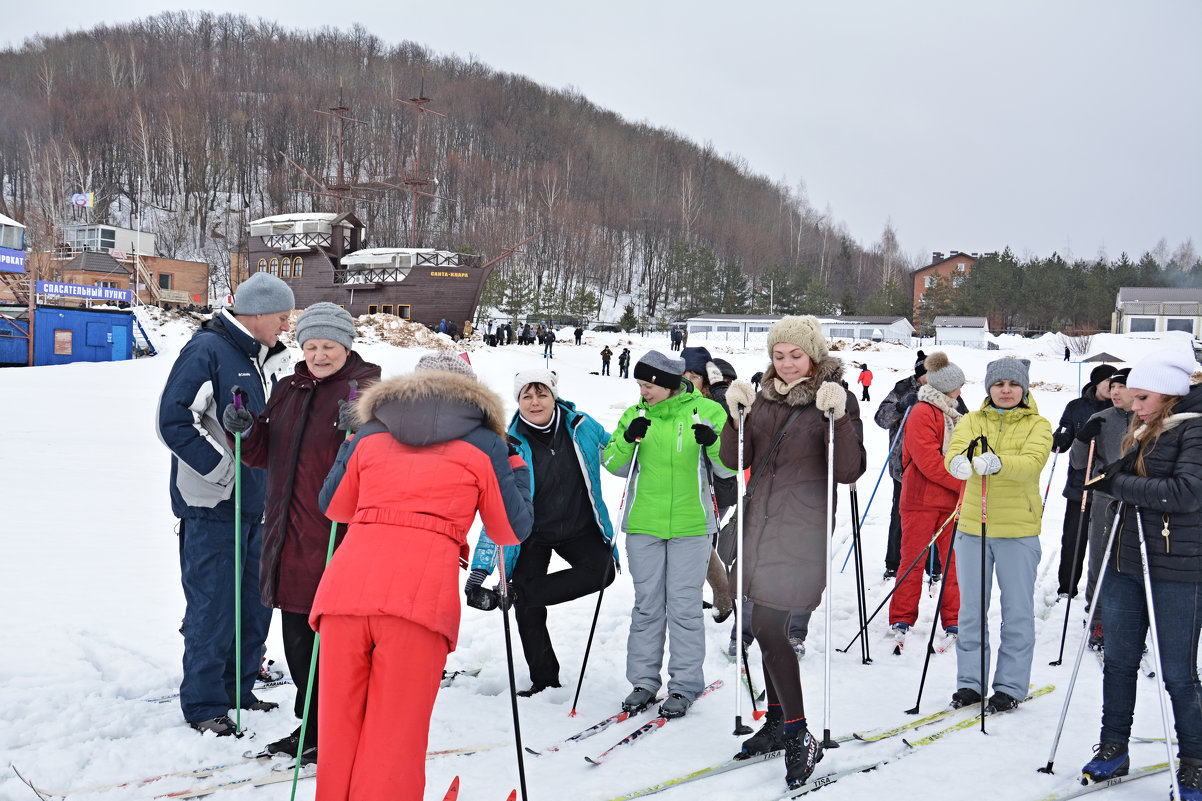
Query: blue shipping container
33,307,133,366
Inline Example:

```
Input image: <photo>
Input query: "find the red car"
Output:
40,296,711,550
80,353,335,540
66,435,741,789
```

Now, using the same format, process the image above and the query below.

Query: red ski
585,680,724,765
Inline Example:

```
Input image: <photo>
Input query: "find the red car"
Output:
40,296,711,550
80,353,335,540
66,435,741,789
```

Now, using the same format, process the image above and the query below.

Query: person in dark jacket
155,271,294,735
1079,350,1202,796
600,346,613,376
464,369,617,696
1071,367,1133,647
542,327,555,357
874,351,927,579
574,326,584,345
311,351,533,801
618,347,631,379
221,302,381,761
1052,364,1117,597
720,315,866,790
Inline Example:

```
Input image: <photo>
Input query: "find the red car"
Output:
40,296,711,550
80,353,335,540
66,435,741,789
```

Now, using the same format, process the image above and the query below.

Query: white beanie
514,368,559,400
1127,350,1197,397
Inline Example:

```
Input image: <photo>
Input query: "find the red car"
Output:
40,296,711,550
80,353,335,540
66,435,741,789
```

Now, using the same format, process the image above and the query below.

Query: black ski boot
784,729,823,789
950,687,982,709
739,710,784,757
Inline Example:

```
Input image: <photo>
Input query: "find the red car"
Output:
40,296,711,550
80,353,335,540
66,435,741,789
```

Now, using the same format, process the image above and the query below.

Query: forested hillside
0,11,914,321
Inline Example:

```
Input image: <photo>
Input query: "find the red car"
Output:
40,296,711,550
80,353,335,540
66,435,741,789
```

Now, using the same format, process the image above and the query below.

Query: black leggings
751,603,806,724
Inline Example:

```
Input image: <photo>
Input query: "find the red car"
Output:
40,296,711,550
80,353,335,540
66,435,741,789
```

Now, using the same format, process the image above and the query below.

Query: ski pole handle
231,385,243,411
347,379,358,403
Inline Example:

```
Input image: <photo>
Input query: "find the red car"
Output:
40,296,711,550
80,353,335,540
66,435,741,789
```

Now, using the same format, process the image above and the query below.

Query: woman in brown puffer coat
719,315,866,791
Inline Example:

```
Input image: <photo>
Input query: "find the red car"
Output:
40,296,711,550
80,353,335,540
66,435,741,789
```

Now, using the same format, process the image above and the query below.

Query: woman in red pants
310,351,533,801
889,352,967,654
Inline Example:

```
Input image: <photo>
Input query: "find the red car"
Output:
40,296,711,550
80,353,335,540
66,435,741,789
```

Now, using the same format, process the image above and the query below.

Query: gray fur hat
634,350,685,390
296,302,355,349
231,272,295,316
767,315,829,362
923,352,965,394
984,357,1031,395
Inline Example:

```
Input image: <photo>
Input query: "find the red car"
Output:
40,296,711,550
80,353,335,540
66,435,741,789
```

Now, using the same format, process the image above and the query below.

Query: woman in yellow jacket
945,357,1052,713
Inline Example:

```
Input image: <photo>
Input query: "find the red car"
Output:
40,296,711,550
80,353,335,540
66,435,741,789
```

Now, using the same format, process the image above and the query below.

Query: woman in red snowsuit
310,352,533,801
889,352,967,651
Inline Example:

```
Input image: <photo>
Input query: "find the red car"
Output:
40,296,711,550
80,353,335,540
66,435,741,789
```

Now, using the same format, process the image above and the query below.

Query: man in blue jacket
156,272,294,735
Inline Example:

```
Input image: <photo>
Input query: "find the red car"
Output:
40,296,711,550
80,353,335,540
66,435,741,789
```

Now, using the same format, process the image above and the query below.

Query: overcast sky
5,1,1200,265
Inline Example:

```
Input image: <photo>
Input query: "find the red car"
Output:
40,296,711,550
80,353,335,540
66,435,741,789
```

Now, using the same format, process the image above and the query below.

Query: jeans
1100,567,1202,759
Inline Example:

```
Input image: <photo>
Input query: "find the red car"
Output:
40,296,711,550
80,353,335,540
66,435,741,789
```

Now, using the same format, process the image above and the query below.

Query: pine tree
619,302,639,331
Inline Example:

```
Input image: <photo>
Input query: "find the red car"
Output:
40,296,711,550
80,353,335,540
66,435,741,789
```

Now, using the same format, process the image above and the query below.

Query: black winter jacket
1058,382,1112,502
1107,382,1202,583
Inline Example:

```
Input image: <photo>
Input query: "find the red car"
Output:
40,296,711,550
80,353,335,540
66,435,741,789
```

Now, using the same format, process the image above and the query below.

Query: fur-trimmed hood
354,370,507,446
759,355,847,408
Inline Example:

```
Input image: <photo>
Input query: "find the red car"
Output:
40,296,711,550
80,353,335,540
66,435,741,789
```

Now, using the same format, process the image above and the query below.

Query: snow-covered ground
0,314,1193,801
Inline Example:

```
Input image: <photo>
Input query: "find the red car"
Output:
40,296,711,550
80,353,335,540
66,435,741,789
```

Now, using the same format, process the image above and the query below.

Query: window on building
953,276,964,288
368,304,379,315
748,325,771,332
1166,318,1195,334
292,256,303,278
397,305,410,319
830,327,855,338
97,281,119,289
925,275,936,288
1128,318,1156,333
280,257,291,279
956,262,967,272
268,258,279,276
690,325,712,333
257,258,267,273
54,330,73,355
382,305,394,315
158,273,172,290
717,325,739,332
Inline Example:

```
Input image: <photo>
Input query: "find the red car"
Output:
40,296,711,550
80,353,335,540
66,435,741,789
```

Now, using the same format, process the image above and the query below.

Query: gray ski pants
953,532,1040,701
625,532,711,701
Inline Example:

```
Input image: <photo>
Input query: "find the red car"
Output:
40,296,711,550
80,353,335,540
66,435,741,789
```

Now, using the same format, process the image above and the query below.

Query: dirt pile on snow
352,314,457,350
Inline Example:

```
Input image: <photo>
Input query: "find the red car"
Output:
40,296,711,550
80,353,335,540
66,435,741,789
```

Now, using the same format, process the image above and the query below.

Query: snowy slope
0,316,1191,801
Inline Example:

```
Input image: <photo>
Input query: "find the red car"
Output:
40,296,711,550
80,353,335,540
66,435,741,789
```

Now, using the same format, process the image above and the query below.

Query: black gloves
624,416,651,443
1075,417,1103,444
222,403,254,435
692,423,718,447
507,437,521,458
750,371,764,388
1051,425,1074,454
1088,451,1138,495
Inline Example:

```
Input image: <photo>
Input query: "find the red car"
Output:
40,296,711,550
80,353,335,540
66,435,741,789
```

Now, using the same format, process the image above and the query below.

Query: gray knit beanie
923,352,965,394
984,357,1031,395
633,351,685,390
296,302,355,349
766,315,829,362
415,350,475,377
231,272,295,316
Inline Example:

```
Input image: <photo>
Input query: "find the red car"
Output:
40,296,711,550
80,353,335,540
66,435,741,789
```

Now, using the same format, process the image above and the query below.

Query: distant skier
600,345,613,375
618,347,631,378
857,364,873,402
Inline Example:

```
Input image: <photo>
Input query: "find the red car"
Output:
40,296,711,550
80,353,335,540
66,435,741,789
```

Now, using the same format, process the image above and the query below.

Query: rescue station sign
37,281,134,303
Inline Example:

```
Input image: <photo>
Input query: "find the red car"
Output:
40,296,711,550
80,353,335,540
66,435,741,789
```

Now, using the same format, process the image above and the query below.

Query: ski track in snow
0,313,1191,800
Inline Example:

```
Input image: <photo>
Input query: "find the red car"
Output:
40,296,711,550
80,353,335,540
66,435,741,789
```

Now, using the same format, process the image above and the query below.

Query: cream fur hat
767,315,829,362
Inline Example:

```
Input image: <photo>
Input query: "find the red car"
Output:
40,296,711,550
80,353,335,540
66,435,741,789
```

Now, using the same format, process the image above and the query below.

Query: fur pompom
924,351,950,372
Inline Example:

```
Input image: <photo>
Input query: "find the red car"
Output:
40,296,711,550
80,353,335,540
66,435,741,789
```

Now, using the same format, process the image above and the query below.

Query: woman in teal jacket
603,350,733,719
945,357,1052,714
465,368,617,696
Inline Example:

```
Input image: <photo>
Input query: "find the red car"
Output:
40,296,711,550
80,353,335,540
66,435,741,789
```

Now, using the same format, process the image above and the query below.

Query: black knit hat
1108,367,1131,385
634,351,685,390
711,358,737,381
1089,364,1118,387
913,350,928,378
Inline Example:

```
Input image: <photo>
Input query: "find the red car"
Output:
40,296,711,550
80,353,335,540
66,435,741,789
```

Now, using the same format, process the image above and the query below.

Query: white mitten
726,380,757,417
815,382,847,421
706,361,725,386
949,455,973,480
973,453,1003,475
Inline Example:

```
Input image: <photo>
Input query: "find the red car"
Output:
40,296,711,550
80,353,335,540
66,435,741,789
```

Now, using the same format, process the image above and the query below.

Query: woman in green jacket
945,357,1052,713
604,350,733,719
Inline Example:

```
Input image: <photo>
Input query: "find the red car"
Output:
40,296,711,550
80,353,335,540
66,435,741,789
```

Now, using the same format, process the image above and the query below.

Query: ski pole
1135,508,1182,801
616,409,646,519
840,404,912,573
837,506,958,653
496,553,530,801
290,380,357,799
1042,450,1060,510
569,553,615,718
1038,509,1123,775
231,386,245,736
1051,439,1095,667
905,482,970,715
821,409,839,750
848,485,871,665
733,404,753,736
978,435,989,734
